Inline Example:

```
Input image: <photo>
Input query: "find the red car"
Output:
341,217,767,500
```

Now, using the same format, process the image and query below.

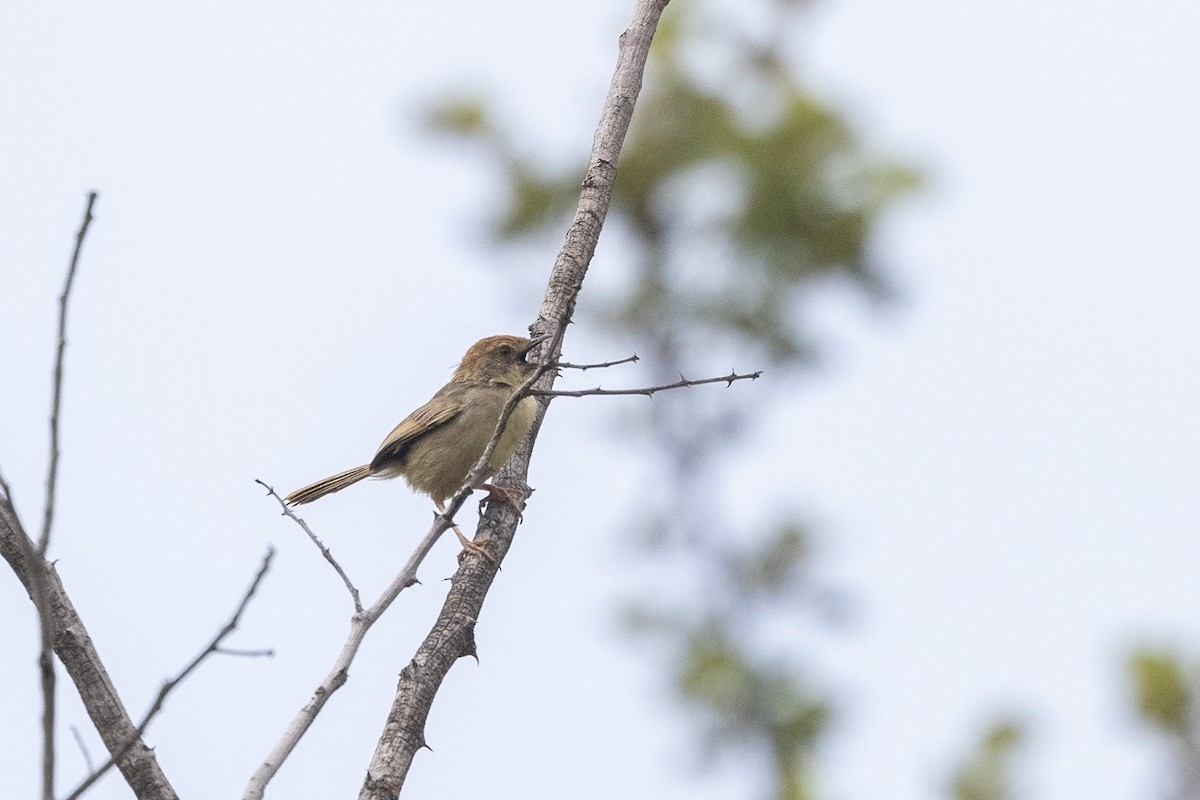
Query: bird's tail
284,465,372,506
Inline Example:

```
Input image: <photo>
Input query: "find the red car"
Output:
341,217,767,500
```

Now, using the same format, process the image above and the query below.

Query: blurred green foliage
1128,648,1200,794
424,1,1200,796
429,1,919,367
1130,649,1193,735
426,0,917,797
949,719,1026,800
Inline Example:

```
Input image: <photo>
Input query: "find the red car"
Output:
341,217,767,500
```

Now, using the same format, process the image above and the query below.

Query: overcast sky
3,2,1199,799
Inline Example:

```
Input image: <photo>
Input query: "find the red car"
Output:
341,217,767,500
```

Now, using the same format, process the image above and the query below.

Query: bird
285,334,547,559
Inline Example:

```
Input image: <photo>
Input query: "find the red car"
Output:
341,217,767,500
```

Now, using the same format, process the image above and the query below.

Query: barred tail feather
284,465,373,506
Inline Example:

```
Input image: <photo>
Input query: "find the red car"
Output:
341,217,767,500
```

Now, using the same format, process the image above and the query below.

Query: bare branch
6,191,100,800
41,190,97,556
63,548,275,800
359,1,672,796
257,479,363,613
532,369,762,399
0,503,179,799
216,647,276,658
555,353,639,371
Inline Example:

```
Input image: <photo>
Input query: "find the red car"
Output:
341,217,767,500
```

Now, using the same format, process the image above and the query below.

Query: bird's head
454,334,548,387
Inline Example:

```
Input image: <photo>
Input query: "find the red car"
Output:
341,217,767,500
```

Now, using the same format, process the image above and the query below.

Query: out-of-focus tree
426,0,918,797
1129,648,1200,798
948,719,1026,800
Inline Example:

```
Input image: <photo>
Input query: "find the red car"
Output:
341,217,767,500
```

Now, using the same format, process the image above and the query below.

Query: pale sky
2,2,1199,799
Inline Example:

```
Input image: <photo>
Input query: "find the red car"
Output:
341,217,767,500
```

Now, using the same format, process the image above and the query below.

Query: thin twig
216,647,276,658
532,369,761,398
41,190,97,555
0,467,14,506
63,548,275,800
69,725,95,774
556,353,639,371
257,479,363,613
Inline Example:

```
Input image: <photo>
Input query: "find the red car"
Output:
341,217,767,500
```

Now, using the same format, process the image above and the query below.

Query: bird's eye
498,346,514,357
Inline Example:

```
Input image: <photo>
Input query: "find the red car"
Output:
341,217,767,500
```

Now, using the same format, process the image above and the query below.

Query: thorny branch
257,480,363,613
556,353,639,371
533,369,762,399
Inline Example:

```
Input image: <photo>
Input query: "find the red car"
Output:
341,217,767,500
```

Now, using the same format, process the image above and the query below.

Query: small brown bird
285,334,546,554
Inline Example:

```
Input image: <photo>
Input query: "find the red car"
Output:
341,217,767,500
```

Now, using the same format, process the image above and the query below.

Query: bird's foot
477,483,527,521
453,525,499,568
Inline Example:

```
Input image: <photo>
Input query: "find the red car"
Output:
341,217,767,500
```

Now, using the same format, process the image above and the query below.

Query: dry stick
533,369,762,398
359,2,672,797
257,480,363,613
556,353,640,370
41,190,97,555
62,549,276,800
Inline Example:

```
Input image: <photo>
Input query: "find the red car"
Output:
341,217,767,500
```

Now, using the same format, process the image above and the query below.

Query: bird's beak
522,333,552,357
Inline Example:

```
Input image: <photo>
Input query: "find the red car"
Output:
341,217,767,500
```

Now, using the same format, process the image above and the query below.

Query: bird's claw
478,483,526,522
454,526,500,568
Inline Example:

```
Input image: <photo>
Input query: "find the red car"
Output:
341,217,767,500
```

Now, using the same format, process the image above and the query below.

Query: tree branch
63,549,275,800
257,480,363,613
358,1,672,796
0,503,180,800
533,369,762,398
0,192,183,799
41,190,97,556
556,353,640,370
8,191,98,800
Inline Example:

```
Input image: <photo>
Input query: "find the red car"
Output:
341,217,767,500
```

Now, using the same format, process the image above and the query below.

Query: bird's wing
370,395,463,471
